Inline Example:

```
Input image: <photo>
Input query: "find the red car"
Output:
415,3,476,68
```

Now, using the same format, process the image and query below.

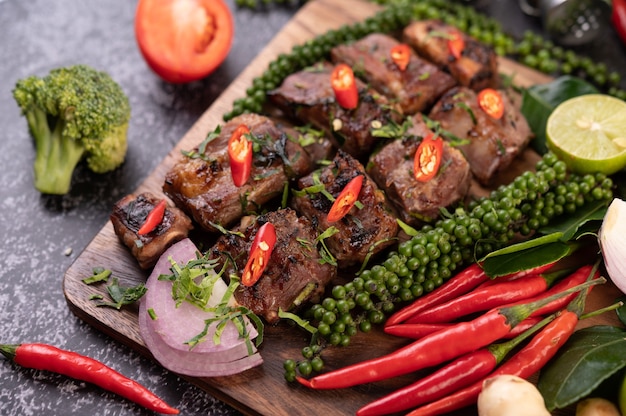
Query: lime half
546,94,626,175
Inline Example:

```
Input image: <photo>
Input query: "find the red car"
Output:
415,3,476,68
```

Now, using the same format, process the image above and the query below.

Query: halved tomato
135,0,234,83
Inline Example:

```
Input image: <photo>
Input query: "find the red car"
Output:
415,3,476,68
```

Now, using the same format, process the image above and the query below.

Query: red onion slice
138,238,263,376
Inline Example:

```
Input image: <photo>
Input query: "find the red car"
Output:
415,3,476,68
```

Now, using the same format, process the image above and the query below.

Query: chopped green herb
278,308,317,334
92,277,147,310
82,267,112,284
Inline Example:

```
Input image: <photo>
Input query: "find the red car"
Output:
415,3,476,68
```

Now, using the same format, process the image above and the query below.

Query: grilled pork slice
268,62,400,160
163,113,313,233
403,20,499,91
367,115,472,225
291,150,399,268
428,86,532,185
331,33,456,115
110,192,193,270
208,208,337,324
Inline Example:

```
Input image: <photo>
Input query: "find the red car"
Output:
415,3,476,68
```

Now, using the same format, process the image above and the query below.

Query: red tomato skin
135,0,234,83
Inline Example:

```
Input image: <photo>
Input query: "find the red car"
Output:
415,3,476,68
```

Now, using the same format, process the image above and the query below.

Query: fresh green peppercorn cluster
512,31,625,99
282,152,614,381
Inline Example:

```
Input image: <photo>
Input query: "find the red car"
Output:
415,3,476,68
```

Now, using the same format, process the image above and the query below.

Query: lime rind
546,94,626,175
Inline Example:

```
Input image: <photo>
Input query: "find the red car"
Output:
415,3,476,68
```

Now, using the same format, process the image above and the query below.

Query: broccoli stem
32,114,85,195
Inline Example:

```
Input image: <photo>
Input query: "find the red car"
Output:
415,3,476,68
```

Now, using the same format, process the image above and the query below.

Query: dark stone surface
0,0,623,415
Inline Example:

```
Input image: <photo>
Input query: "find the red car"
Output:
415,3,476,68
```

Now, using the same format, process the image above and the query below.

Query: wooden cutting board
63,0,624,414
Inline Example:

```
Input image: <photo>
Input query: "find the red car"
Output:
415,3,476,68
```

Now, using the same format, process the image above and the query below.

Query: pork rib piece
163,113,313,233
428,86,532,185
292,149,399,268
367,114,472,226
403,19,499,91
268,62,401,160
208,208,337,324
110,192,193,270
331,33,456,115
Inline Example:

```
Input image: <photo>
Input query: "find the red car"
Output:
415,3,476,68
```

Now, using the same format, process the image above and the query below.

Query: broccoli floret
13,64,131,195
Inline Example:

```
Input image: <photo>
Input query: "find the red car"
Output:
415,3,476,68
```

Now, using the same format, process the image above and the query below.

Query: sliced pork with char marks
268,62,401,160
163,113,313,233
110,192,193,269
428,86,533,185
331,33,456,115
403,19,499,91
367,114,472,225
208,208,337,324
291,150,399,268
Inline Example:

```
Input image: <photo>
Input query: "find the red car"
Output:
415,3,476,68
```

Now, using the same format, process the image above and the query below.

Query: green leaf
481,235,571,277
538,326,626,411
521,76,598,154
539,199,607,240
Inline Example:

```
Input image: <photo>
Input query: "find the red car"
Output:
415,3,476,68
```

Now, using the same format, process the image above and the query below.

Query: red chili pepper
0,343,179,414
406,310,579,416
241,222,277,287
385,263,488,327
227,124,253,187
297,278,600,390
447,31,465,60
331,64,359,110
386,262,558,327
405,272,561,325
413,133,443,182
358,314,556,416
405,265,598,416
477,88,505,119
390,43,411,71
384,322,452,339
384,316,545,340
507,264,597,317
613,0,626,45
137,199,167,235
475,261,557,289
327,175,363,223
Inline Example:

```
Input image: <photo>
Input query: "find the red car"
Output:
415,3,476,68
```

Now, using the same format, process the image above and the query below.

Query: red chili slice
390,44,411,71
227,124,253,187
331,64,359,110
137,199,167,235
413,133,443,182
447,31,465,60
478,88,505,119
241,222,277,287
327,175,364,223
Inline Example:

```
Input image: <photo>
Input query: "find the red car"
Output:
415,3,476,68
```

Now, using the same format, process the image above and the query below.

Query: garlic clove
598,198,626,294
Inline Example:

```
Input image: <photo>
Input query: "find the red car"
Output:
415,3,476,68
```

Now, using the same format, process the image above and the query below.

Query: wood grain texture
63,0,623,415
